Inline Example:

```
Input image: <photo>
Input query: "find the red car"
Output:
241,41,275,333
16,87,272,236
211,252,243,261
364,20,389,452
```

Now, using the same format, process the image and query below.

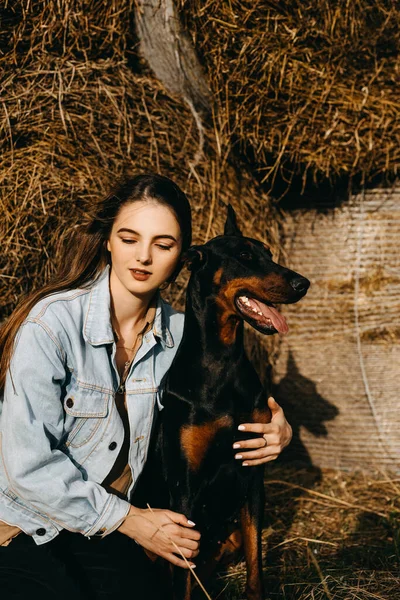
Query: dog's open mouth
235,295,289,334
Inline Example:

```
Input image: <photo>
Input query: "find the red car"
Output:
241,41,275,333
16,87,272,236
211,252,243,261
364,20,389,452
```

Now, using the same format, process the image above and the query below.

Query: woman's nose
135,244,152,264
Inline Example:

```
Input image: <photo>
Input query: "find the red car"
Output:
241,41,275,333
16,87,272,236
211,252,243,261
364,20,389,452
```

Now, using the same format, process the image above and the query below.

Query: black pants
0,530,171,599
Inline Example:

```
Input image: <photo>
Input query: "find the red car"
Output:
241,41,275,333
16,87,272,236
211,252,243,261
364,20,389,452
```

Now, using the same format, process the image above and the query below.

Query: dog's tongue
250,299,289,334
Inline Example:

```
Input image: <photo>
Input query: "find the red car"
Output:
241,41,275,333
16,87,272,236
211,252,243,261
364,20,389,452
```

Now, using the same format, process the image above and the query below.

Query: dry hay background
215,465,400,600
0,0,280,324
177,0,400,472
272,188,400,472
1,3,400,599
2,1,399,462
179,0,400,189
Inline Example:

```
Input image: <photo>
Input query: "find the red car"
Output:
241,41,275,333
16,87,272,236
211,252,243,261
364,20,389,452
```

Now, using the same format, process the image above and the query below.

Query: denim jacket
0,266,184,545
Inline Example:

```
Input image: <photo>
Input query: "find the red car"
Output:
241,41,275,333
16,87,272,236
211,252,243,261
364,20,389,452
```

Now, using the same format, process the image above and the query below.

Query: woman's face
107,200,182,300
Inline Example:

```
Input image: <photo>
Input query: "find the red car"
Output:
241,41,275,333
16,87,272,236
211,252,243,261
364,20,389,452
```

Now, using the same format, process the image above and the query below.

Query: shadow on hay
251,351,338,595
273,350,339,467
208,343,339,598
233,140,399,210
334,510,400,571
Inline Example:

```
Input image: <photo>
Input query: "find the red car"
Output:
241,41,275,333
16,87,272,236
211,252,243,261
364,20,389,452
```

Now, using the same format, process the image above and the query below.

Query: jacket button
36,528,46,536
66,398,74,408
108,442,117,451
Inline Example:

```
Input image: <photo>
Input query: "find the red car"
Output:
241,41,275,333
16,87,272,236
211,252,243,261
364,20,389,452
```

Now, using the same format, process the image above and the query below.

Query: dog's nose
290,276,310,293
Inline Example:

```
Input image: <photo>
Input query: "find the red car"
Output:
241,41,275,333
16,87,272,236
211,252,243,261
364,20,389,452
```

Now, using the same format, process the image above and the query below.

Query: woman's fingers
235,397,293,467
165,510,196,528
238,422,269,434
175,545,199,559
176,534,201,549
235,445,281,461
179,526,201,541
233,425,282,463
242,456,277,467
234,434,280,450
163,552,197,569
118,506,200,567
162,526,200,552
155,522,200,555
158,530,199,568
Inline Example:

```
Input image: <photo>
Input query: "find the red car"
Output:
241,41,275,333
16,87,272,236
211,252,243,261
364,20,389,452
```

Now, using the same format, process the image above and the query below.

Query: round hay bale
1,0,138,62
0,1,281,321
1,61,280,316
178,0,400,187
273,187,400,471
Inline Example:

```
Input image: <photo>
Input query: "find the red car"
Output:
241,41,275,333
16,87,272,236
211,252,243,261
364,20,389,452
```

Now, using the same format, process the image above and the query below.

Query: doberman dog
133,206,310,600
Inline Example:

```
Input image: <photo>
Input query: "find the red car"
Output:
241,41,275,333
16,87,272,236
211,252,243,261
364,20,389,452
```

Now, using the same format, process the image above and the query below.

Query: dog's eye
239,251,253,261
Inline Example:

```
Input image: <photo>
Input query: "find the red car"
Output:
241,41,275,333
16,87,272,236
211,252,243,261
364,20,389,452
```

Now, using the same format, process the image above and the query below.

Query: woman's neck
109,270,154,331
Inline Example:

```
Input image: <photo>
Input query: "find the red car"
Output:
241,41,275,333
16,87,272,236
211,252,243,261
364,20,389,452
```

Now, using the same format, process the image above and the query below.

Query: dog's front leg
172,567,192,600
240,468,265,600
169,490,194,600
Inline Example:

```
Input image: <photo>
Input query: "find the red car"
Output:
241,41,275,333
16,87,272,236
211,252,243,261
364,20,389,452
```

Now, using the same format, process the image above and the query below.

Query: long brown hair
0,173,192,393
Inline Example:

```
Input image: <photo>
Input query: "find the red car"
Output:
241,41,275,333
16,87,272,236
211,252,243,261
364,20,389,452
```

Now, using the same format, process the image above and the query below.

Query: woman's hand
233,397,292,466
118,506,201,568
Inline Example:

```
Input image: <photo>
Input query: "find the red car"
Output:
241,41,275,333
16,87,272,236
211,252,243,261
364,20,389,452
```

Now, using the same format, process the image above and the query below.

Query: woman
0,174,292,598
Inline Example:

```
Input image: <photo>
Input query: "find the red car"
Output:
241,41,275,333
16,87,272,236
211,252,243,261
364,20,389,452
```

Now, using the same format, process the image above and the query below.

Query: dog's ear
184,245,208,271
224,204,243,237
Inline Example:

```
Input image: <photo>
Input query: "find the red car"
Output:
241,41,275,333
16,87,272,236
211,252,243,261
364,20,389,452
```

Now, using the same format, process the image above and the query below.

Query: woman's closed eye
121,238,137,244
120,238,173,251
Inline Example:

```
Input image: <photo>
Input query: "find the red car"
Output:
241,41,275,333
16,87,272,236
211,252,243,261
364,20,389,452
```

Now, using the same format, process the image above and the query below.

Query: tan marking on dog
219,318,240,345
180,415,234,472
215,529,243,562
183,572,191,600
213,267,223,286
214,274,292,345
214,286,240,345
221,274,291,305
215,271,293,345
196,528,243,584
252,408,271,425
241,505,263,600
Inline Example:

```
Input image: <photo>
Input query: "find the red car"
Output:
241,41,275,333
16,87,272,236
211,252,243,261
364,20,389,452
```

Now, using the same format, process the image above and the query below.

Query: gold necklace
111,314,146,354
116,343,137,352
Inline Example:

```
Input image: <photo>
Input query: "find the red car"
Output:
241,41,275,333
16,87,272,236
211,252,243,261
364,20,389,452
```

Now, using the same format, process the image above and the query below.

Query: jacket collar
83,266,174,348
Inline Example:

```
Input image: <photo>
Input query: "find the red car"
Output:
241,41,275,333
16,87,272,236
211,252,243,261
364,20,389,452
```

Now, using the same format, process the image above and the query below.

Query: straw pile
178,0,400,189
174,0,400,471
0,0,281,322
1,0,137,61
272,187,400,471
215,465,400,600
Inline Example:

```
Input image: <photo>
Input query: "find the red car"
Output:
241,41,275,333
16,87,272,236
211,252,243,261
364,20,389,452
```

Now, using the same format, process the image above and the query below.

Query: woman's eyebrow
117,227,178,242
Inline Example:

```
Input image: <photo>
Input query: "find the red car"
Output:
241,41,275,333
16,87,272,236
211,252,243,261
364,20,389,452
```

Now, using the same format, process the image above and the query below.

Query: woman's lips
129,269,152,281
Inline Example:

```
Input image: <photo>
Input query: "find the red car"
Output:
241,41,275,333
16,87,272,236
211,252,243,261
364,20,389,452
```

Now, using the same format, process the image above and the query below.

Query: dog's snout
290,276,310,294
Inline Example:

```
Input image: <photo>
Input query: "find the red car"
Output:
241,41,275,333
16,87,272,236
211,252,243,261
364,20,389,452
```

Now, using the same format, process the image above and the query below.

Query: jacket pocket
64,387,111,449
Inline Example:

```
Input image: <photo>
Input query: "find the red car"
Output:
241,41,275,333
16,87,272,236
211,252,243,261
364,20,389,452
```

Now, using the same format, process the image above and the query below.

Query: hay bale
219,466,400,599
272,187,400,471
178,0,400,187
0,1,281,324
1,0,137,61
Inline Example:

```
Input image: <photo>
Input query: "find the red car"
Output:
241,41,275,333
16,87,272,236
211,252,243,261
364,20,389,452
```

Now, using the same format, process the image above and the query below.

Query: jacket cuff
85,494,131,538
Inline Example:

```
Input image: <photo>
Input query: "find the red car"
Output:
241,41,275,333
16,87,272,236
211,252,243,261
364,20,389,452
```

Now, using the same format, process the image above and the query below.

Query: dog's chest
178,413,235,473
